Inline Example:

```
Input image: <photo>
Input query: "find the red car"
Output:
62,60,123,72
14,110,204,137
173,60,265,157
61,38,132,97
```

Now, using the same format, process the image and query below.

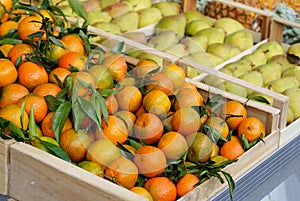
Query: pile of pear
122,10,254,78
59,0,180,34
203,41,300,124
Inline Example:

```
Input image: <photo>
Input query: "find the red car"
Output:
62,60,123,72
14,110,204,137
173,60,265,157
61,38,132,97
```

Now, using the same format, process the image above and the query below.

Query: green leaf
112,41,124,53
247,95,270,105
39,139,71,162
53,101,72,143
98,88,115,97
72,101,86,131
78,97,101,129
6,121,25,140
0,38,22,45
118,143,134,161
79,30,90,55
241,133,250,150
0,131,12,140
67,0,88,21
49,36,65,48
128,138,142,150
222,171,235,201
28,106,37,137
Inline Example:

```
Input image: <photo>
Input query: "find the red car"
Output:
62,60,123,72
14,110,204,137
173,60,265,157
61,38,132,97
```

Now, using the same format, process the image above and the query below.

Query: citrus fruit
143,89,171,118
105,157,138,189
220,139,245,160
41,111,73,139
48,67,71,85
205,116,229,139
133,145,166,178
144,177,177,201
115,85,142,112
58,51,87,71
161,63,185,90
130,187,153,201
222,100,247,130
60,129,91,162
114,110,136,136
102,53,127,81
86,138,121,168
7,43,34,65
134,59,159,78
158,131,188,160
61,34,85,55
186,132,213,163
32,83,62,97
17,61,48,90
0,83,29,109
32,136,60,154
238,117,265,142
176,174,200,197
174,86,204,110
46,39,67,60
68,71,95,97
101,115,128,145
0,20,17,37
134,113,163,145
172,107,201,136
18,16,46,41
105,94,118,115
77,161,104,177
87,64,114,89
0,104,28,130
0,58,17,87
145,73,174,96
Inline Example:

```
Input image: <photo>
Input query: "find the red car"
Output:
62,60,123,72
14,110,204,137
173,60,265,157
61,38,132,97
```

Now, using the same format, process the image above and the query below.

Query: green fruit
164,43,188,58
93,22,121,34
184,52,224,68
241,49,267,67
282,66,300,80
206,43,241,60
185,19,211,36
111,12,139,32
138,7,162,28
155,14,187,38
283,88,300,121
214,17,244,35
103,1,133,18
87,65,114,89
222,59,253,77
87,11,112,25
224,81,247,98
253,62,283,85
152,2,181,17
287,42,300,65
78,161,104,177
257,41,285,61
224,29,253,51
180,35,208,54
184,10,213,26
268,76,300,93
239,71,264,95
196,27,226,46
125,0,151,11
148,30,178,51
186,132,213,163
269,54,295,71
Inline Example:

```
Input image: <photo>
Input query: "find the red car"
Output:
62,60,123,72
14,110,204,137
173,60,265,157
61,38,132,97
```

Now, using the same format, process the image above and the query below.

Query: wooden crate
181,40,289,130
0,138,15,195
5,78,280,201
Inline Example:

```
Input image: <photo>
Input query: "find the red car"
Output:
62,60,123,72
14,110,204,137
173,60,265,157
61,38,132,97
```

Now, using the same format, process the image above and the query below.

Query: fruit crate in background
4,75,280,201
178,52,289,130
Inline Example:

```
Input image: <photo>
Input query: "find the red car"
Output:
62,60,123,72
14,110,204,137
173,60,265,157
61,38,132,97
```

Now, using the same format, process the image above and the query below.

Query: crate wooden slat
0,138,15,195
182,0,197,12
269,17,300,44
8,142,148,201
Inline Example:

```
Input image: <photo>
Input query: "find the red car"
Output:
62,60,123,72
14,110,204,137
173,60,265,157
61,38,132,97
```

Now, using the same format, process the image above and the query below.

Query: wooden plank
182,0,197,12
0,138,15,195
280,118,300,146
9,143,147,201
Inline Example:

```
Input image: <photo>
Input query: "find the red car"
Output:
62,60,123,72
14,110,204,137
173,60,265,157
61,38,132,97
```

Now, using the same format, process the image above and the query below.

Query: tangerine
7,43,34,65
0,58,17,87
115,85,142,112
143,89,171,118
58,52,87,71
176,174,200,197
18,16,46,41
222,101,247,130
238,117,265,142
0,83,29,109
101,115,128,145
144,177,177,201
32,83,62,97
0,104,28,130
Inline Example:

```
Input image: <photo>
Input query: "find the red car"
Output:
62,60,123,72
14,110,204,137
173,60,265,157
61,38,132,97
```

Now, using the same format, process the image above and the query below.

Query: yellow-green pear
184,10,213,26
206,43,241,60
148,30,179,50
257,41,285,61
93,22,121,34
125,0,151,11
180,35,208,54
111,12,139,32
253,62,283,85
184,52,224,68
100,0,120,9
241,49,267,67
222,59,253,77
203,75,225,88
196,27,226,46
187,66,202,78
214,17,244,35
87,11,112,25
282,66,300,80
224,29,253,51
268,76,300,93
155,14,187,38
152,2,181,17
138,7,162,28
283,88,300,120
286,107,294,124
287,43,300,65
164,43,188,58
269,54,296,71
126,49,142,58
104,1,133,18
239,71,264,95
185,19,212,36
224,81,248,98
121,32,147,45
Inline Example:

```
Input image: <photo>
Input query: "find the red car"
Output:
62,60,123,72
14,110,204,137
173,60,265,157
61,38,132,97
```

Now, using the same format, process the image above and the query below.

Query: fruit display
0,1,279,201
98,9,256,79
57,0,181,34
203,0,275,31
200,40,300,125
